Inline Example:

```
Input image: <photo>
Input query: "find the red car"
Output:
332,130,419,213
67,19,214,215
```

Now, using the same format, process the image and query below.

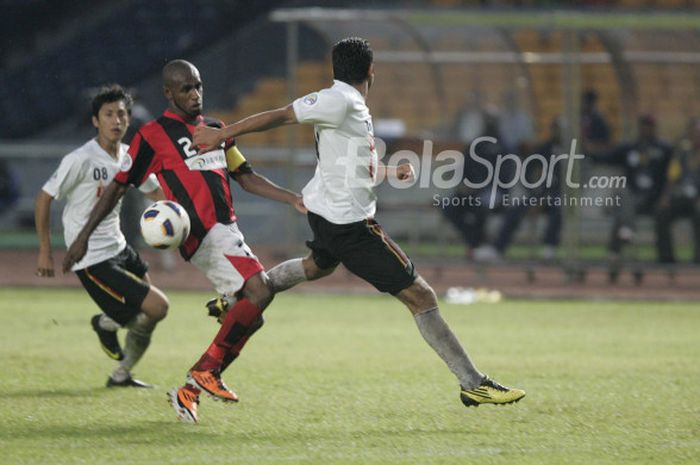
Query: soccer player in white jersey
35,84,170,388
194,38,525,407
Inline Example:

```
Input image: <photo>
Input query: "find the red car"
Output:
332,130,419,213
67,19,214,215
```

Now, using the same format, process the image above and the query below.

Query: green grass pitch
1,288,698,465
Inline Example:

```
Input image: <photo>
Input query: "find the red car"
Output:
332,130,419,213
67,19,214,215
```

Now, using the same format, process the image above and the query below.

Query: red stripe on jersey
114,131,160,186
118,111,238,259
224,254,265,282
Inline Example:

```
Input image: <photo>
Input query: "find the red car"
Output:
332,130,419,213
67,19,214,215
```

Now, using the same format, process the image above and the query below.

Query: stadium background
3,0,700,298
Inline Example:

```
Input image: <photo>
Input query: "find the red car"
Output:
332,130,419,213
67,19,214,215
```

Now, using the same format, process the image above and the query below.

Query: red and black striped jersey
114,110,250,260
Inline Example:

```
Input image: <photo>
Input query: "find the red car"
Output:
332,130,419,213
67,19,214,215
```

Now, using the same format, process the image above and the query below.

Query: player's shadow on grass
5,386,107,399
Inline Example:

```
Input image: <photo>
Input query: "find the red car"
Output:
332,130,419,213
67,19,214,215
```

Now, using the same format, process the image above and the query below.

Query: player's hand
62,236,88,273
396,163,415,182
36,251,55,278
193,125,223,153
291,194,307,214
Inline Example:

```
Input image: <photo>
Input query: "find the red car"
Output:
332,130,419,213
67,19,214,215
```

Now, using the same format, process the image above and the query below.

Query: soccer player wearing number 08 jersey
194,38,526,409
63,61,305,424
35,85,170,388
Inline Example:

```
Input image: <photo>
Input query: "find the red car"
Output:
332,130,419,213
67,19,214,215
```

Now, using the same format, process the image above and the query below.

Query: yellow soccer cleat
460,377,526,407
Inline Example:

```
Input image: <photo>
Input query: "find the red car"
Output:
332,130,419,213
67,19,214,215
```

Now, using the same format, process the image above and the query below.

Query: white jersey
293,80,378,224
42,139,159,271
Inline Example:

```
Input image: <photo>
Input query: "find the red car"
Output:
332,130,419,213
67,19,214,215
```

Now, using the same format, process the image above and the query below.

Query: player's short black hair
91,84,133,118
332,37,373,85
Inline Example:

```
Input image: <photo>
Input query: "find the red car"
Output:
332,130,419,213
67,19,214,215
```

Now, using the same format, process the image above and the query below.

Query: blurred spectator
441,112,514,261
580,89,611,150
123,91,154,145
490,117,564,261
0,159,20,215
655,117,700,264
497,89,535,154
591,115,672,257
452,92,486,144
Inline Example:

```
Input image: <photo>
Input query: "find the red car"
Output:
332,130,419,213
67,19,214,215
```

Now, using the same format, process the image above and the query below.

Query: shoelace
483,378,508,392
205,370,231,392
181,390,200,404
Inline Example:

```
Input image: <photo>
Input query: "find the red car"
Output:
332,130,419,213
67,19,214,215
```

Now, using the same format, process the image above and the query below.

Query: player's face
92,100,129,144
170,71,203,118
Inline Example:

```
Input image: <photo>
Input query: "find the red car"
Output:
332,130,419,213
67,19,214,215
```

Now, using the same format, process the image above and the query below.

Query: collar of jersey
90,138,125,162
332,79,364,101
163,109,204,126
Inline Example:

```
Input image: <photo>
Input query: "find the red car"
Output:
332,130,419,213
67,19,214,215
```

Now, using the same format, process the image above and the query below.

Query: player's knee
243,273,274,309
417,279,438,308
253,287,274,309
398,276,438,314
141,287,169,322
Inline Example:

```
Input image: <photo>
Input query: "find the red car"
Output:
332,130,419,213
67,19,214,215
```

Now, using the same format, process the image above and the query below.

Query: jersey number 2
178,137,198,158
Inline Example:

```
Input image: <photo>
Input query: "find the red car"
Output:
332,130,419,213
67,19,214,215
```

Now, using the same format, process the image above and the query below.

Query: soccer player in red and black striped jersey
63,60,305,424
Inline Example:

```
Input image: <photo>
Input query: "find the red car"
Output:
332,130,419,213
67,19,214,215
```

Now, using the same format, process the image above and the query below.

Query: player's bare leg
396,276,525,407
397,277,484,388
208,254,334,321
205,254,334,368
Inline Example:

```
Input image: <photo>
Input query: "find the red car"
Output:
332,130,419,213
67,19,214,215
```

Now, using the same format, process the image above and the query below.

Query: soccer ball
140,200,191,249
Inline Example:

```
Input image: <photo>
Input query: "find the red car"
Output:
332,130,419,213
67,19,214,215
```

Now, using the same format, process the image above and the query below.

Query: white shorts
190,222,265,296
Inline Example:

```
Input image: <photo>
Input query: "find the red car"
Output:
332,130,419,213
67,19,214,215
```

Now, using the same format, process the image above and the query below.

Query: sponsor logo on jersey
185,149,227,171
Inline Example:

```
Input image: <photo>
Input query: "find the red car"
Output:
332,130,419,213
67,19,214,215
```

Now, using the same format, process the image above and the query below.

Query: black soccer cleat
106,375,154,389
205,296,231,324
91,314,124,361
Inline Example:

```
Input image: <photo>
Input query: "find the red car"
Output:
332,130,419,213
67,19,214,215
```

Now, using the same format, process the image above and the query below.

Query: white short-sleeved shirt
293,80,378,224
42,139,159,271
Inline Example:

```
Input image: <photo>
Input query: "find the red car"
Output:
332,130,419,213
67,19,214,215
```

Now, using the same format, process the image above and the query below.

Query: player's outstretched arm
62,181,128,272
34,190,55,278
194,105,297,151
235,172,306,214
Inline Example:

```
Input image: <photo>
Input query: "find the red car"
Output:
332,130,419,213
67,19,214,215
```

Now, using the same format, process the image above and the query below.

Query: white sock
267,258,307,293
413,307,484,389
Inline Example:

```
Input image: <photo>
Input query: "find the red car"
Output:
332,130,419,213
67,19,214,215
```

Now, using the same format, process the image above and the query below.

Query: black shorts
75,245,150,326
306,212,417,295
